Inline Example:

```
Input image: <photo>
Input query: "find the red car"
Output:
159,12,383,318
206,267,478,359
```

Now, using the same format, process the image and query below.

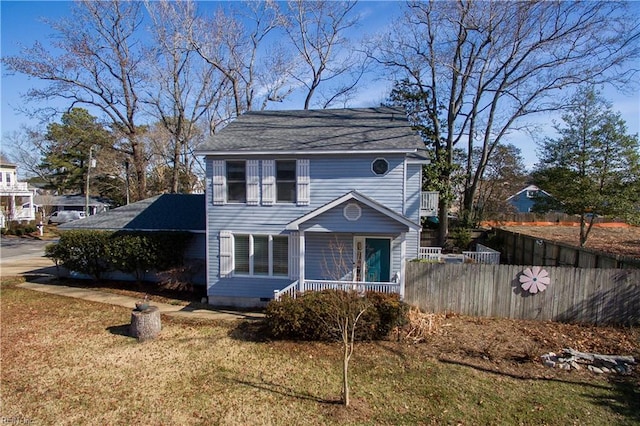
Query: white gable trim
506,184,553,201
285,191,421,231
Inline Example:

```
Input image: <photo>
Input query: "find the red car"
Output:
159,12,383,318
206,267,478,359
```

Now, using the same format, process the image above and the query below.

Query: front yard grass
1,277,638,425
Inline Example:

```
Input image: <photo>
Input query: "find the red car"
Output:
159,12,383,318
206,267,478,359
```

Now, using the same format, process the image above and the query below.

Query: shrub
265,290,409,341
1,220,37,236
45,230,192,281
450,227,472,250
51,230,112,279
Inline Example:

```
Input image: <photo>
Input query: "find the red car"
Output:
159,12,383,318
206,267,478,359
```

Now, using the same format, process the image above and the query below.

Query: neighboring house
35,194,111,217
506,184,554,213
0,156,35,227
196,107,438,307
60,194,206,285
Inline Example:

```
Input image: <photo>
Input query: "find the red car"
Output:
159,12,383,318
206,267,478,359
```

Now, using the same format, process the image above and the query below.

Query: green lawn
1,277,638,425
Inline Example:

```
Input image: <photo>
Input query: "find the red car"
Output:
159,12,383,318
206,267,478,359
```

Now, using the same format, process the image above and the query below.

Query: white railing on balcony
274,279,400,300
273,280,299,301
418,246,443,261
420,191,439,216
462,244,501,265
0,182,29,192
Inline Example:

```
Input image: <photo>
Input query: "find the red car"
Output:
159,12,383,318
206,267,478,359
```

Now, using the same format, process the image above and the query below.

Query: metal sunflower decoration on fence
519,266,550,294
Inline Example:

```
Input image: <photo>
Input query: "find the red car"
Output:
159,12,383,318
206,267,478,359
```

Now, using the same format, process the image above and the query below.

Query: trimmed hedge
265,290,409,341
45,230,191,280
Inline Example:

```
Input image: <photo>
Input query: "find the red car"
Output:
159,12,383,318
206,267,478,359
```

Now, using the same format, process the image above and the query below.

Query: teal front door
365,238,390,282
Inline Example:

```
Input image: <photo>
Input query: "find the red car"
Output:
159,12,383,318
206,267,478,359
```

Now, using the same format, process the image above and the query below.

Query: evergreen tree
533,87,640,246
39,108,114,195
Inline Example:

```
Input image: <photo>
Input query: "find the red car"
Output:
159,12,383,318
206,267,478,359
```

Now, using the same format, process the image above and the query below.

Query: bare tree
145,0,224,193
191,1,286,116
2,0,151,201
472,144,527,223
283,0,364,109
320,236,370,407
369,1,640,243
2,127,47,180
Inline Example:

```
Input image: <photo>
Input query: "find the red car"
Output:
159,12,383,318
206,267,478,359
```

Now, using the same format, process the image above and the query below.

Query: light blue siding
204,153,424,300
299,201,409,234
405,164,422,221
305,233,354,280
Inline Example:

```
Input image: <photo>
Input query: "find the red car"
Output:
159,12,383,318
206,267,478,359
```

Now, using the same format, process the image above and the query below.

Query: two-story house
0,156,35,228
197,107,438,308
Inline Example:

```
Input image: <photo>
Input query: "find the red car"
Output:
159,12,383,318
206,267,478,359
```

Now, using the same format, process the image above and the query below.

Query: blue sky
1,0,639,170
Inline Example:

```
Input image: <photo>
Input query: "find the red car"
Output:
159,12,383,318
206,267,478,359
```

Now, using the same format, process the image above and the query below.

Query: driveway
0,237,57,277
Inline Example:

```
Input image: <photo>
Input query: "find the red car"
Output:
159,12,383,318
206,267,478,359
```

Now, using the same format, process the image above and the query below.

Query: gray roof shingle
197,107,425,154
59,194,205,231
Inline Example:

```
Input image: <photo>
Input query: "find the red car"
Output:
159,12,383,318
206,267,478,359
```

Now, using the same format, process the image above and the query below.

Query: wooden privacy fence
404,262,640,325
494,227,640,269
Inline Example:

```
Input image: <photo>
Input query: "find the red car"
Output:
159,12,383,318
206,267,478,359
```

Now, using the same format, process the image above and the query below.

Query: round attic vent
343,203,361,221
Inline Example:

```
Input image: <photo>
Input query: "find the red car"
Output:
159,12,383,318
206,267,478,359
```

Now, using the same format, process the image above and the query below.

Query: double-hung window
212,158,309,205
276,160,296,203
233,234,288,276
226,161,246,203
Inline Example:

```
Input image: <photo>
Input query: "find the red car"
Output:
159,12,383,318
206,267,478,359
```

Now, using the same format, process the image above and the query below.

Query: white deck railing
462,244,501,264
420,191,439,216
418,246,442,261
273,279,400,301
420,244,500,264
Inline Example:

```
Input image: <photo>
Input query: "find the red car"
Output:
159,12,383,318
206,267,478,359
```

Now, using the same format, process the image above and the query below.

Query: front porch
273,279,401,301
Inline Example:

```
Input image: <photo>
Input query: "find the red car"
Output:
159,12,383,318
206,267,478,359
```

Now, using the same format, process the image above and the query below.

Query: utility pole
85,146,96,215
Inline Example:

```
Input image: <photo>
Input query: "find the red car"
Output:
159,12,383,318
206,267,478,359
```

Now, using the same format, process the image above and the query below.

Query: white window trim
230,233,289,279
371,157,389,176
275,159,297,204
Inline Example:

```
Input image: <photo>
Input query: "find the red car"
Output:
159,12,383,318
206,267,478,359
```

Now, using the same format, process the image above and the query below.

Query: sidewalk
18,279,264,321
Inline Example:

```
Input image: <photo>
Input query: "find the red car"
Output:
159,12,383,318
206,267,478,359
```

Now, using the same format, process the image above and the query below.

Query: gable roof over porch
285,190,421,233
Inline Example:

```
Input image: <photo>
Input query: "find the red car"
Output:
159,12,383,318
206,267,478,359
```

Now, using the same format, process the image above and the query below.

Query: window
372,158,389,175
276,160,296,202
234,235,249,274
227,161,246,202
233,234,288,277
273,236,288,275
254,235,269,275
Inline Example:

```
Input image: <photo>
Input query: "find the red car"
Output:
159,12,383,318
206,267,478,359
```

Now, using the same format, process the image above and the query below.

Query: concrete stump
130,306,161,341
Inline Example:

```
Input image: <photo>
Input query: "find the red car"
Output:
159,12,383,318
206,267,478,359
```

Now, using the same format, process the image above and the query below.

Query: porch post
299,231,305,293
399,233,406,300
9,196,15,221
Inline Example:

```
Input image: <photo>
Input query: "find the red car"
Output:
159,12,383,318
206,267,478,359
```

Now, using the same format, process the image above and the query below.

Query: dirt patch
410,313,638,376
500,225,640,258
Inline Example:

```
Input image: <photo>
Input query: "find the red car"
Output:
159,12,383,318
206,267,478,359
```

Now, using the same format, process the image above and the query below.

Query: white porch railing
418,246,442,261
273,279,400,301
273,280,299,301
420,191,439,216
462,244,501,264
304,280,400,294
